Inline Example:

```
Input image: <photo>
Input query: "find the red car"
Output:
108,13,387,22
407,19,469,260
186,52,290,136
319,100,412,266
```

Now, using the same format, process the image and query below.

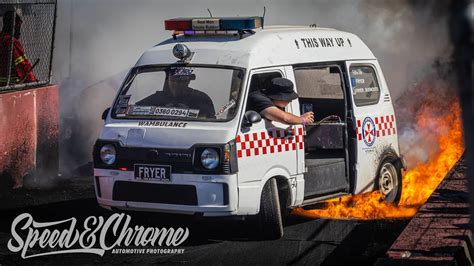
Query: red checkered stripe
236,127,304,158
356,119,362,140
375,114,396,137
356,114,396,140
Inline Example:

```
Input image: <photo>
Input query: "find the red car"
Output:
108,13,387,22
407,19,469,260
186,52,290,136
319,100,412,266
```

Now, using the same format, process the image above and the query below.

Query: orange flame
293,100,464,220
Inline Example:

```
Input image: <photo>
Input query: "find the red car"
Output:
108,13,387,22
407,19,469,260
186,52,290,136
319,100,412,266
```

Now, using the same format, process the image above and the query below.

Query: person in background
0,10,37,86
247,77,314,125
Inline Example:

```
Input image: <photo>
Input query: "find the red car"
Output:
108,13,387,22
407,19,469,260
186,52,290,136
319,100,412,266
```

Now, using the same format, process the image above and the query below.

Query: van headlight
201,148,220,169
100,144,116,165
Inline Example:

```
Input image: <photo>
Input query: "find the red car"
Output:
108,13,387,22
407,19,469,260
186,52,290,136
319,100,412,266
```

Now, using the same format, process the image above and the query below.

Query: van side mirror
102,107,111,120
242,110,262,127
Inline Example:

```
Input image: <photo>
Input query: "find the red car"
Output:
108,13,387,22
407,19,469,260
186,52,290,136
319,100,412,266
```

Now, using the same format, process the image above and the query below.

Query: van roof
136,26,376,69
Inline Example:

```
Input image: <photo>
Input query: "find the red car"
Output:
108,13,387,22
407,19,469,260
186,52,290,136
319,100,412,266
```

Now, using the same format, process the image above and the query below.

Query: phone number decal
153,107,200,118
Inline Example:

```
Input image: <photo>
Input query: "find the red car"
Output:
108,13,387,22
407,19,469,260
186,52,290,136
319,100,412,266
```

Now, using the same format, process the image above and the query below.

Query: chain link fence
0,0,56,91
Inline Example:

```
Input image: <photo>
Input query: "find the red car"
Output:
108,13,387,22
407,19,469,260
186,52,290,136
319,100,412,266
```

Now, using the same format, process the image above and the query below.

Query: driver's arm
261,106,314,125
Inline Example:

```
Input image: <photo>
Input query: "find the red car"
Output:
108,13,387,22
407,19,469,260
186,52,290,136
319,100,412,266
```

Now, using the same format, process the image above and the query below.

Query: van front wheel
257,178,284,240
377,159,402,204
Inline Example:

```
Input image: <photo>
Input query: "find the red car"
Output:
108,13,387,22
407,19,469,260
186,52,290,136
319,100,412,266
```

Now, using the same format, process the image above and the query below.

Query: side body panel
235,67,303,214
346,60,400,194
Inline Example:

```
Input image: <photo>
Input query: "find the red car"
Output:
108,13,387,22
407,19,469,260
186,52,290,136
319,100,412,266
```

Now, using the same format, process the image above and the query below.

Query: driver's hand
301,112,314,124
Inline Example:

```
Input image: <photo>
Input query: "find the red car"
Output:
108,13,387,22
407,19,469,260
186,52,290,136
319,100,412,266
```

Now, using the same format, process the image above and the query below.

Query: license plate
134,164,171,181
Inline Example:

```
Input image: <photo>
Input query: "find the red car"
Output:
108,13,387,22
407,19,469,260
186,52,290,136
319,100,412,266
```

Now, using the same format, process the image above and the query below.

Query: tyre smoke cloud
52,0,454,174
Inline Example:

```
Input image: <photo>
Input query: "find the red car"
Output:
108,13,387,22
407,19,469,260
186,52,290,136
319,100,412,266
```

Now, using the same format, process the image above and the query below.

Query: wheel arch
255,167,292,213
376,147,405,173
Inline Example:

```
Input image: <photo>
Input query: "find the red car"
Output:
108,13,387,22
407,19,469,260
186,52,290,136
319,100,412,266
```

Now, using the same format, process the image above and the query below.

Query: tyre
257,178,284,240
376,157,402,204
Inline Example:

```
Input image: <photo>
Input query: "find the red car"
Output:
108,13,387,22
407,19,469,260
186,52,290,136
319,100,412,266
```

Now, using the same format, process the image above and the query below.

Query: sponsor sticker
127,106,155,116
215,99,236,118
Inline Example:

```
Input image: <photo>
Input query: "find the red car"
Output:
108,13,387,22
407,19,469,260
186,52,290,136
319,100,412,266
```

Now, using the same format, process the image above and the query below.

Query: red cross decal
365,123,374,142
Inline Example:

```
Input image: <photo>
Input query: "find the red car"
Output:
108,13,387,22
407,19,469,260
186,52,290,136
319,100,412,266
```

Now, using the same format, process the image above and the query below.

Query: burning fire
293,99,464,220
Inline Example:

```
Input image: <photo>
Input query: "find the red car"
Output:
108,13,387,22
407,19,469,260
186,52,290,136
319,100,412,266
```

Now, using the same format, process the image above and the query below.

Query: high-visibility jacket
0,33,37,86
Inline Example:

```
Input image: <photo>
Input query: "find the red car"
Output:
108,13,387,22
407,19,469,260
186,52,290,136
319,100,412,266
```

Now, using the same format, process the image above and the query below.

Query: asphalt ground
0,175,409,265
0,198,409,265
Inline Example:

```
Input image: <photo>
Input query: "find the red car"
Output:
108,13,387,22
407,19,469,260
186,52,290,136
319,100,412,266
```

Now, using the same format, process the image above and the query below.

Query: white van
93,17,405,239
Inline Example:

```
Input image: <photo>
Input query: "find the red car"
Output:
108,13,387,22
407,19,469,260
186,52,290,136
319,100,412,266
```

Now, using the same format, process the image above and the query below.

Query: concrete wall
0,85,59,190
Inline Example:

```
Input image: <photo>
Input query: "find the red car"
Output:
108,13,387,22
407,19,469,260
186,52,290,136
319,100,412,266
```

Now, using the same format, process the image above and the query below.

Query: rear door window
349,66,380,106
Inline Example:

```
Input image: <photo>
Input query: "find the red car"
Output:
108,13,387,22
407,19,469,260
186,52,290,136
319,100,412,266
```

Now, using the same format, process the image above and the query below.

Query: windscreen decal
115,95,131,115
153,107,200,118
127,105,155,116
117,95,131,107
116,105,129,115
124,105,200,118
215,99,236,119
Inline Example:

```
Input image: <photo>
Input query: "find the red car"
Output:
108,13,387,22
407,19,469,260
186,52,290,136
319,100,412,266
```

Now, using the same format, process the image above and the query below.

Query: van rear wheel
257,178,284,240
377,159,402,204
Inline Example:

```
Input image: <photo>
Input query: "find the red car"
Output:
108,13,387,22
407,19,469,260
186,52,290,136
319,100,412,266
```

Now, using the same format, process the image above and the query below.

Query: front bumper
94,168,239,217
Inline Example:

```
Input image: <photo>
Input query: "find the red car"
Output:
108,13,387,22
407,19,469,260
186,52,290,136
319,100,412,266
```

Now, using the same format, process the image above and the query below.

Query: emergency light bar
165,17,263,32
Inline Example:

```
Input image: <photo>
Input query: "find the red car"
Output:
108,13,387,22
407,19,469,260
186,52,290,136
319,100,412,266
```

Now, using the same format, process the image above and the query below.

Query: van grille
113,181,198,205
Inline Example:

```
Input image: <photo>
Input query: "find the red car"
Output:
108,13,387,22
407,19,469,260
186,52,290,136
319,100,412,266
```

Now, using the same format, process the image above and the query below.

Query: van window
294,67,344,99
349,66,380,106
113,66,244,121
245,72,283,111
294,66,345,121
248,72,282,93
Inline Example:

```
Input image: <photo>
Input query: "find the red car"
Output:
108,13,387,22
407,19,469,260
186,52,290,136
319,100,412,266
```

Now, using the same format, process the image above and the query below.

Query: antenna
262,6,266,29
207,8,213,17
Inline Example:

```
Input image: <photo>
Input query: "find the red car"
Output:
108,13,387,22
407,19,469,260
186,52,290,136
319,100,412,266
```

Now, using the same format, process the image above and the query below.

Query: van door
345,60,385,194
292,64,350,200
236,67,301,214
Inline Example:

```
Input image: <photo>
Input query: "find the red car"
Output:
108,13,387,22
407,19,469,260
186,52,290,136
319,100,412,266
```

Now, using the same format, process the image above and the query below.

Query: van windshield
113,66,244,121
